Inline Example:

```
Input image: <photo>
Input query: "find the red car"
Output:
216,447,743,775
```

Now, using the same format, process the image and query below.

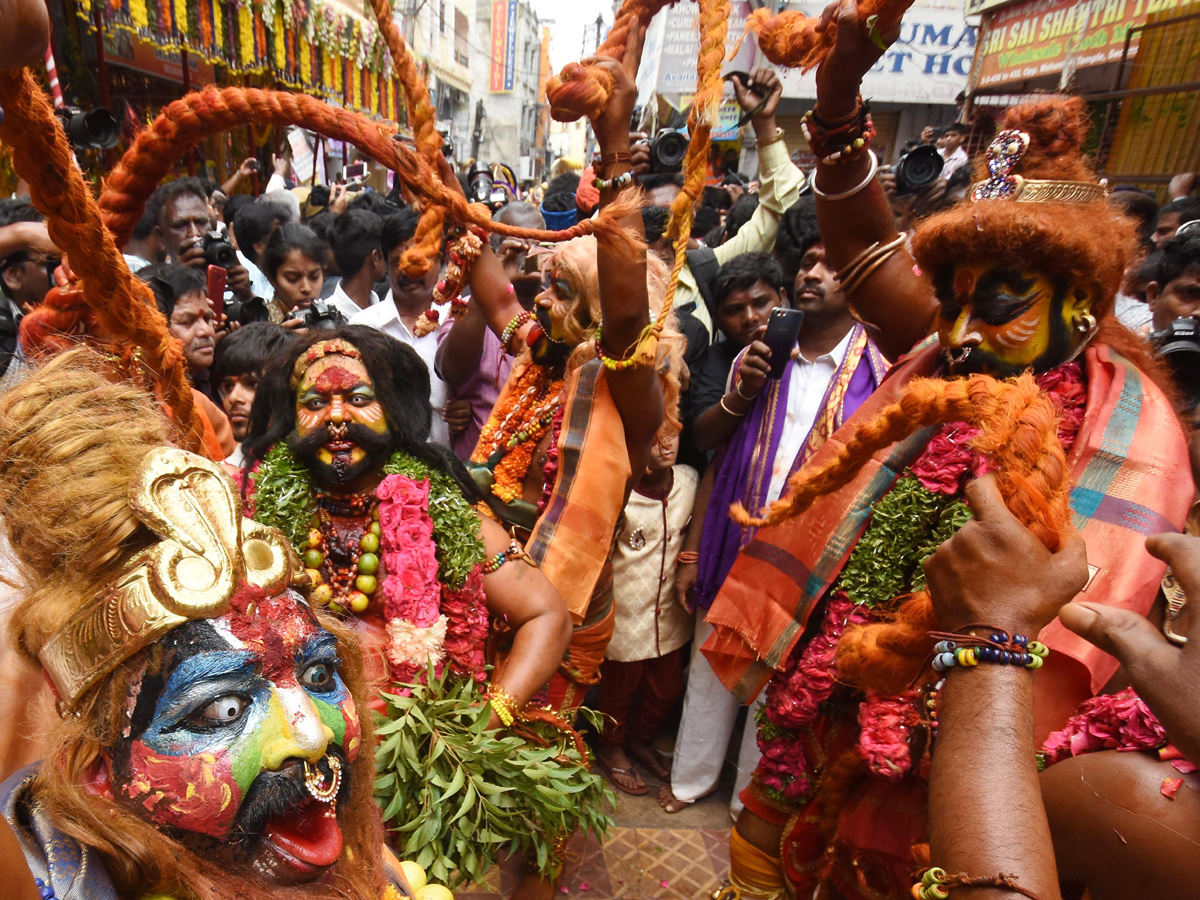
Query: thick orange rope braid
733,374,1070,551
97,87,634,252
544,0,674,123
731,374,1070,697
743,0,916,71
367,0,445,277
0,70,206,452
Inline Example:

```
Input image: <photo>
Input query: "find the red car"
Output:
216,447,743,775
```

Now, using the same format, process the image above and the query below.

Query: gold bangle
719,395,748,417
836,232,907,295
757,126,785,148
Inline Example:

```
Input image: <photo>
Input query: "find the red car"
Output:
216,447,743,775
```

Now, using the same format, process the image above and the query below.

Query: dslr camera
1151,316,1200,410
892,144,944,195
302,299,349,331
648,129,688,174
201,231,238,269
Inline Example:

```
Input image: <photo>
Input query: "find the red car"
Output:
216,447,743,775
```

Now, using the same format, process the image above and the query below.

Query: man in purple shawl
660,204,888,815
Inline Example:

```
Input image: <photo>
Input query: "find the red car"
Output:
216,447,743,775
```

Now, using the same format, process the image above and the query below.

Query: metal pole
182,46,195,176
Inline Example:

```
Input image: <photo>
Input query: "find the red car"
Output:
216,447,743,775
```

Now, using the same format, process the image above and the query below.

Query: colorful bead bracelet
482,537,528,574
593,170,637,191
500,310,533,354
931,630,1049,673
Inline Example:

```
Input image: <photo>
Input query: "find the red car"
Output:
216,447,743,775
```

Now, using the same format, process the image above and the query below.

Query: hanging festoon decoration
70,0,394,113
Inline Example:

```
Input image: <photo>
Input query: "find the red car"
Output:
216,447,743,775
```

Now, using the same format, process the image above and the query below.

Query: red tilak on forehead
312,364,366,394
954,269,977,299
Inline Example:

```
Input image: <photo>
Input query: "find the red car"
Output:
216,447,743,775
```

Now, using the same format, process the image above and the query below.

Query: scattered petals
1172,758,1199,774
560,887,569,894
1162,776,1183,799
659,881,671,889
578,883,591,891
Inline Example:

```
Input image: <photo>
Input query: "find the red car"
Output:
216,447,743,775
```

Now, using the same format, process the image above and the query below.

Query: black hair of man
242,324,479,499
941,122,969,137
381,207,422,258
713,251,786,307
348,190,400,217
545,172,581,198
233,199,286,267
147,178,210,230
0,199,43,227
776,196,822,272
130,209,157,241
138,263,207,318
1110,188,1160,252
692,204,720,240
222,193,254,229
259,222,329,283
541,191,578,214
305,210,336,245
211,321,298,385
641,206,670,244
725,194,759,240
490,201,545,251
330,209,384,279
1160,196,1200,228
640,172,686,192
1136,234,1200,289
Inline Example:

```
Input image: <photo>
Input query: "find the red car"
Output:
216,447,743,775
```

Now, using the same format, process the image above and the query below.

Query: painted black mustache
289,421,390,458
231,750,350,849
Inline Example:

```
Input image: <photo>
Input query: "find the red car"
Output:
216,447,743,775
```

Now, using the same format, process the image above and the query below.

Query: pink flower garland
758,593,869,802
536,405,565,515
1041,686,1197,771
857,690,922,780
376,473,489,688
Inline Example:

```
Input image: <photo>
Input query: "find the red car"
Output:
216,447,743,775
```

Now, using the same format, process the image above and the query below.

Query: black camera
1151,316,1200,410
442,136,455,159
302,299,348,331
649,129,688,173
56,106,119,149
201,231,237,269
224,295,269,326
893,144,944,195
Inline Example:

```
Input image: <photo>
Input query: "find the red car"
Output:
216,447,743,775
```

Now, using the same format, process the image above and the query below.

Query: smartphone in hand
762,307,804,379
206,265,227,321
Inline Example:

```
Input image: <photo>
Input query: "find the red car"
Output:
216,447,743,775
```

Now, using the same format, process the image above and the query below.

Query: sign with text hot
489,0,519,92
974,0,1195,89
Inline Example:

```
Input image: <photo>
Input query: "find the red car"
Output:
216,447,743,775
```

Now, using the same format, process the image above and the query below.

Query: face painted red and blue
110,588,361,886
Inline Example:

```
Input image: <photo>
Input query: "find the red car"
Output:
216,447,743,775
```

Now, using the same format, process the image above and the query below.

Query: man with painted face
0,351,400,900
697,2,1196,898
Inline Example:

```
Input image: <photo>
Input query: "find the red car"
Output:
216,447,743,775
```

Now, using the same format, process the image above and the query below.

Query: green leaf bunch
373,669,615,888
251,443,318,548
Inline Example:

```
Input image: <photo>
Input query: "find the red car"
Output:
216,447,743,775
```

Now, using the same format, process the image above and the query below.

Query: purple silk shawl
692,324,887,610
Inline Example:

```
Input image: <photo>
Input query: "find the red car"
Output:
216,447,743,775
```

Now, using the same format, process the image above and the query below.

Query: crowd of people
2,0,1200,899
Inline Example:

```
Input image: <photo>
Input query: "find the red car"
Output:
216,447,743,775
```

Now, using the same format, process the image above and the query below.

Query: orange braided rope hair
96,88,636,257
744,0,916,71
0,70,206,454
368,0,446,278
734,374,1068,697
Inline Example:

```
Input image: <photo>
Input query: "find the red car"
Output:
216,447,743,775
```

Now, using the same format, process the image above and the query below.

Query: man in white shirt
662,232,888,818
937,122,970,180
349,208,454,446
327,209,384,321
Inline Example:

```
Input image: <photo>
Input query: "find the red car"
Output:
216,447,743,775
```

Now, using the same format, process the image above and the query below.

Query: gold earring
1073,311,1097,334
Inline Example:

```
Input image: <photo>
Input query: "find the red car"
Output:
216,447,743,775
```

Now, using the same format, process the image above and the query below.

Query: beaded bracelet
593,325,648,370
802,101,875,164
487,684,525,727
913,867,1046,900
594,170,637,191
930,629,1049,673
500,311,533,354
482,537,528,574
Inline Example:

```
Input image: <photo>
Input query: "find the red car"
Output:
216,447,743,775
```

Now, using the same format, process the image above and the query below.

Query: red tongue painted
265,802,343,868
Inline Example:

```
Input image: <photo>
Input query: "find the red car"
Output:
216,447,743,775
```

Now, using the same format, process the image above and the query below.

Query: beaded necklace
472,363,566,504
303,492,382,614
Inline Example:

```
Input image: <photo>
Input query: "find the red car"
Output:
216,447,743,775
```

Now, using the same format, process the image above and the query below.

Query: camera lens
894,145,944,194
650,131,689,173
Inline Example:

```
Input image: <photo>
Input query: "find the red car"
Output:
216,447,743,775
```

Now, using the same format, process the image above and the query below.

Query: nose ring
303,756,342,804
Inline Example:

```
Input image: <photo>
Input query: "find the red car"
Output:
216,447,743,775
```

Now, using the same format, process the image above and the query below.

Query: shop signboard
489,0,518,93
973,0,1186,88
775,6,976,102
103,30,214,85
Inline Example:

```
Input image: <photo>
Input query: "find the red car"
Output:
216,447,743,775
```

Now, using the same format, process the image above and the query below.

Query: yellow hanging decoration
238,5,254,67
300,39,311,85
213,0,223,50
370,75,379,117
130,0,148,30
174,0,188,37
273,12,286,70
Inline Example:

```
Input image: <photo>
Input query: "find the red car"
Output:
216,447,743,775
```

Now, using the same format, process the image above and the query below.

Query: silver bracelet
810,150,879,202
735,380,757,401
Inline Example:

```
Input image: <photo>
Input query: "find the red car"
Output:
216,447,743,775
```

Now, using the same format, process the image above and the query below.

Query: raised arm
809,0,938,359
588,20,664,484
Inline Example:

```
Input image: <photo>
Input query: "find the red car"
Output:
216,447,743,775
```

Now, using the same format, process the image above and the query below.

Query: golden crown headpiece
970,130,1107,205
39,448,305,712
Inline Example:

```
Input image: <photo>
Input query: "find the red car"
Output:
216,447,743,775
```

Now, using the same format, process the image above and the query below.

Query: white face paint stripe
275,685,331,755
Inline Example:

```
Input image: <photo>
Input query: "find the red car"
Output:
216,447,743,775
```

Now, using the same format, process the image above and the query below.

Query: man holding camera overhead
634,67,805,348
